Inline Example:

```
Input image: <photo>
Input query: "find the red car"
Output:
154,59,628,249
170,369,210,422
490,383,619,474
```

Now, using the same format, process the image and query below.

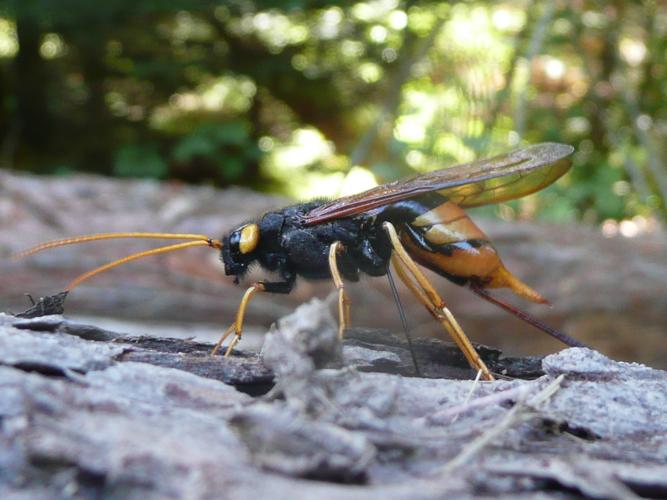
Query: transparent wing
303,143,574,225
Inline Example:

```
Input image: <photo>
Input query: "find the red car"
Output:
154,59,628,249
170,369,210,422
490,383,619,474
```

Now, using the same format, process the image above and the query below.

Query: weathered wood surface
1,301,666,499
2,168,667,366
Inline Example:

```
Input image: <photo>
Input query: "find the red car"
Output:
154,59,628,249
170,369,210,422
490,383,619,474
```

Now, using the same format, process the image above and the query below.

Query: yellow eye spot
239,224,259,254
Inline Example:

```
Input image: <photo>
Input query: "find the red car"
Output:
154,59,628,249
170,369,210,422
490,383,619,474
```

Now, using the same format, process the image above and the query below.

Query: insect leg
390,253,494,381
211,277,295,357
383,221,494,381
211,283,265,357
329,241,351,338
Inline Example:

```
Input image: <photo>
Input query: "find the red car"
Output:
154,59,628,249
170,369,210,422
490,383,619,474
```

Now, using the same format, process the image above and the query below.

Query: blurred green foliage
1,0,666,225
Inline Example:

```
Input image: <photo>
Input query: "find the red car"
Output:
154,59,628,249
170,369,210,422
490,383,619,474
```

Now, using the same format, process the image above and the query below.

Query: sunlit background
1,0,665,236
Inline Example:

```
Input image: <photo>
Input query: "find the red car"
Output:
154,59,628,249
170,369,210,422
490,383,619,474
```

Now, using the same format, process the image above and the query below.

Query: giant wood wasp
15,142,583,381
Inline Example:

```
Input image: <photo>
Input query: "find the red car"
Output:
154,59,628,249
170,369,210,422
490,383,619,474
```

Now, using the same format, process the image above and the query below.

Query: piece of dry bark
1,301,667,499
3,168,667,367
15,291,69,318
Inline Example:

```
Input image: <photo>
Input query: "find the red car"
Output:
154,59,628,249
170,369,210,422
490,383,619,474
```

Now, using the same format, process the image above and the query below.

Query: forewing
303,143,574,225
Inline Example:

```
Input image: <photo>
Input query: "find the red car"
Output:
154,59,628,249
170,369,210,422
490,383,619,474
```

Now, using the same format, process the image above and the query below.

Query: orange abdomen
400,201,547,303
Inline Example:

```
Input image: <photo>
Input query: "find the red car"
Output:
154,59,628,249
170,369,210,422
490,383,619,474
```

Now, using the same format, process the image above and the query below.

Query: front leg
211,276,296,356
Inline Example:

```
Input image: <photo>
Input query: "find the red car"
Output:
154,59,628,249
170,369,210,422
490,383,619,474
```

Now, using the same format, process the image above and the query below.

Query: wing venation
303,143,574,225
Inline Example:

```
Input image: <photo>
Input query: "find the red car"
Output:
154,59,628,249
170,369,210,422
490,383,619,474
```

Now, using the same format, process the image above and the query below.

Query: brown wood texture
2,306,667,498
2,169,666,367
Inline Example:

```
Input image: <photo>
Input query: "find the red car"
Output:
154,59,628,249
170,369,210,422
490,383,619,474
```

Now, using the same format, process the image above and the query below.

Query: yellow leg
211,322,236,356
329,241,351,338
383,222,494,381
211,283,265,357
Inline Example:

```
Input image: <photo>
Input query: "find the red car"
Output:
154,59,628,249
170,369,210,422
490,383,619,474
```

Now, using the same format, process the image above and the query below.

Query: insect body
15,143,579,381
223,193,544,301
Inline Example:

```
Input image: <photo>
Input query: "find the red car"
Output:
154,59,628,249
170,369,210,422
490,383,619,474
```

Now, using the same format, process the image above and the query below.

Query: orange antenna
65,239,222,291
12,232,217,260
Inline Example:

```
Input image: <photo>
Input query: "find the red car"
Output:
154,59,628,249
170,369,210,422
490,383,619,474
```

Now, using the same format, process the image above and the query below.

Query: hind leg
383,222,494,381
